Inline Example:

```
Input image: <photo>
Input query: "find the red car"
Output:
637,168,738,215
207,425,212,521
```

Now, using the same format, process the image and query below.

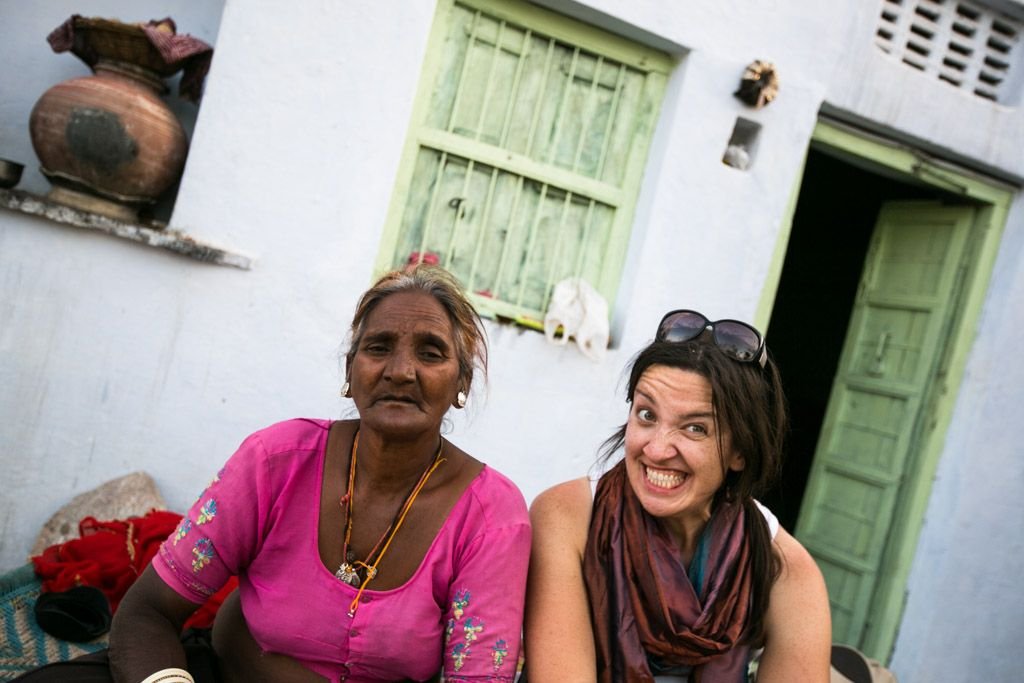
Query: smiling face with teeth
623,364,745,545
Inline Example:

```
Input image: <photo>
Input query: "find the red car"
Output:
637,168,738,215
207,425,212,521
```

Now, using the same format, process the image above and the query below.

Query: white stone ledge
0,188,254,270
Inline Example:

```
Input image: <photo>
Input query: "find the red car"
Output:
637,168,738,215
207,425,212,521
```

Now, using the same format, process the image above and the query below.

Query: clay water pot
29,59,188,222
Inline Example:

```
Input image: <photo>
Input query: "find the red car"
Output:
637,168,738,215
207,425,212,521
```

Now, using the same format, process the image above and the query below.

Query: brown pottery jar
29,18,191,222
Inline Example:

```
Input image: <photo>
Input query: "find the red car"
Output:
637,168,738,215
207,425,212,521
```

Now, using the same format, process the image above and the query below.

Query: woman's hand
754,528,832,682
213,589,327,683
523,478,596,683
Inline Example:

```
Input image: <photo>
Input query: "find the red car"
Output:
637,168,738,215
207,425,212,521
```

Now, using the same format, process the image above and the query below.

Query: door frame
756,117,1015,659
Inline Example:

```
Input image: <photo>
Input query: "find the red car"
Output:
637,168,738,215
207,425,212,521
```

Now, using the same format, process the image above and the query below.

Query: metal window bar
546,47,582,165
415,151,452,264
442,159,477,267
498,29,532,147
594,65,627,180
447,10,483,134
525,39,557,157
541,189,576,307
514,182,552,308
472,20,507,141
465,165,502,293
571,55,605,175
492,175,527,301
572,199,597,278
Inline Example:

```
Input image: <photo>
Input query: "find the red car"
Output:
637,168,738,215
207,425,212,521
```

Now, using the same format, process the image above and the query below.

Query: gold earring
455,390,467,409
341,381,351,398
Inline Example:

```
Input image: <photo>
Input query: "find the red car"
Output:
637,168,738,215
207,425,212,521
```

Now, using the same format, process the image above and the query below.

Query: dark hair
345,265,488,393
599,340,787,644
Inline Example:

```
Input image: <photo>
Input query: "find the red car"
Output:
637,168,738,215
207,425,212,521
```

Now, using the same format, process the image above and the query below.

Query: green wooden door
795,201,974,651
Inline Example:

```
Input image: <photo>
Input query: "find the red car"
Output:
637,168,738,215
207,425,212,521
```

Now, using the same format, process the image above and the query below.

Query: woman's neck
354,427,444,494
662,507,712,565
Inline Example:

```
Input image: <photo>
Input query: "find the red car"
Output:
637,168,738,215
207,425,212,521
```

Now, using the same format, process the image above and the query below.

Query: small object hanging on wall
734,60,779,109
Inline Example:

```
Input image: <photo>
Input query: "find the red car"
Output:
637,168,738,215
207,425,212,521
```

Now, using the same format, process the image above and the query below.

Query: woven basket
0,565,108,681
72,17,180,77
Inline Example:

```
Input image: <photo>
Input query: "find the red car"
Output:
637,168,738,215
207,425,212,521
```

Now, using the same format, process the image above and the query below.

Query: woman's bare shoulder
772,527,824,583
530,477,592,552
531,477,592,520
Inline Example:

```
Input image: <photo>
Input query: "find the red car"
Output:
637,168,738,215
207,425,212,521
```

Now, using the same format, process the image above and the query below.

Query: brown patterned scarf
583,461,753,682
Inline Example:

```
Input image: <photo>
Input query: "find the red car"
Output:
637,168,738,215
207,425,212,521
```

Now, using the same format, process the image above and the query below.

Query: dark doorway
762,147,944,532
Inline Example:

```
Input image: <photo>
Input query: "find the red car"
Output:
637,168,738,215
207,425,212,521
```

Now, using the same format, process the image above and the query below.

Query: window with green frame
376,0,672,327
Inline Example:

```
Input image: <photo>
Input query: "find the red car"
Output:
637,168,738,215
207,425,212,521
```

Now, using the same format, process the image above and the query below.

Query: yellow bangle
139,669,194,683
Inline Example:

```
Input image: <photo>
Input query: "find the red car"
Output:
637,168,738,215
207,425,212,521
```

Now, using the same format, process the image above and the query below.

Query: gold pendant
335,563,360,585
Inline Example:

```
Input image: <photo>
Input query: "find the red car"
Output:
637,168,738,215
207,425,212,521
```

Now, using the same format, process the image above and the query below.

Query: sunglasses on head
655,309,767,368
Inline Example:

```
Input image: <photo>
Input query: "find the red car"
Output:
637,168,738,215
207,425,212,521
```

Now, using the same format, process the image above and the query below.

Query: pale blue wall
890,196,1024,683
1,3,1022,682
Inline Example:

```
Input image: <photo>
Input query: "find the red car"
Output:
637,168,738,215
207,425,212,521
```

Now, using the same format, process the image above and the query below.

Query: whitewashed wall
1,1,1022,681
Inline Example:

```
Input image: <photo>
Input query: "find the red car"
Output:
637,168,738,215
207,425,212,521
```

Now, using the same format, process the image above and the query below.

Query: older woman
525,310,831,682
20,266,530,683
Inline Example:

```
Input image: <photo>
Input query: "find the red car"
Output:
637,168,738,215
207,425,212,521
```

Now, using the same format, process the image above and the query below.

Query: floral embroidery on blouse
195,469,226,503
445,618,456,646
191,537,214,573
491,639,508,670
173,519,192,545
451,642,471,671
196,499,218,525
452,588,470,619
463,617,484,643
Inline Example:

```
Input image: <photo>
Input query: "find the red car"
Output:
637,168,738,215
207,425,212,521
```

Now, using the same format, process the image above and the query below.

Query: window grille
378,0,671,327
875,0,1023,103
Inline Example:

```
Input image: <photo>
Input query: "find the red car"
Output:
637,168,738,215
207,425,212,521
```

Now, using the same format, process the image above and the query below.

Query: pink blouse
153,418,530,682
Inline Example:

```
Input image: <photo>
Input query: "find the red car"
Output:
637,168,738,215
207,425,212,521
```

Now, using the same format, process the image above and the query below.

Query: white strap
139,669,195,683
754,499,779,539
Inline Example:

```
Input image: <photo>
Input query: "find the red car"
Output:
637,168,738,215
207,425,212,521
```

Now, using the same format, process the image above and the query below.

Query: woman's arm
108,565,201,683
439,513,531,681
754,528,832,682
523,478,596,683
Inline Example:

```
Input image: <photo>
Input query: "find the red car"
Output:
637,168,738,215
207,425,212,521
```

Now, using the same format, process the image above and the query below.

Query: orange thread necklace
335,431,446,617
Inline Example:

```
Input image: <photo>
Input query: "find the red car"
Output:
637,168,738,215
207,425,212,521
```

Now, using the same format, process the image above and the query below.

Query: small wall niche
722,117,762,171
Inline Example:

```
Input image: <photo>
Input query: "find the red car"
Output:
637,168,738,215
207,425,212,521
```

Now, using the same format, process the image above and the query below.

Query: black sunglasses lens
658,311,708,343
712,322,762,362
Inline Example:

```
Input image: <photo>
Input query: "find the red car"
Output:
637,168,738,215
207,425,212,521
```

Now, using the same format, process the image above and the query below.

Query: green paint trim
754,144,809,331
813,120,1015,204
596,68,667,301
460,0,675,74
374,0,454,279
808,118,1014,661
417,127,626,205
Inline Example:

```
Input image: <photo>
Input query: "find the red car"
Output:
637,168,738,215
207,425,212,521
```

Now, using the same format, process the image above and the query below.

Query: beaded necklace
335,431,446,617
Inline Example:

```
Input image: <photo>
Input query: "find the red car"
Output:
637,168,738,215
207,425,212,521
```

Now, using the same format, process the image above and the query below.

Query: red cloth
31,509,235,629
183,576,237,630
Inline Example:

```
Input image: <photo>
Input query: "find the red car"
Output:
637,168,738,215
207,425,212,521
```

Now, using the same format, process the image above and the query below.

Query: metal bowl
0,158,24,189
